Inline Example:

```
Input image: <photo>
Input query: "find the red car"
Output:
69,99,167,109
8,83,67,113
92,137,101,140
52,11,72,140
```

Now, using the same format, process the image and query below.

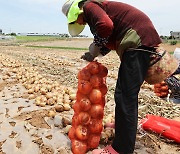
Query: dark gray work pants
112,49,151,153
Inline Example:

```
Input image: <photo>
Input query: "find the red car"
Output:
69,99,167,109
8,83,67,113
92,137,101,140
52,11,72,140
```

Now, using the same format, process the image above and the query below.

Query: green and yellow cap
62,0,85,36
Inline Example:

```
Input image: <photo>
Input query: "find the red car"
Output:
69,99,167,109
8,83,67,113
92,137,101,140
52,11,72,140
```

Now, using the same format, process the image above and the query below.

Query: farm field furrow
0,39,180,154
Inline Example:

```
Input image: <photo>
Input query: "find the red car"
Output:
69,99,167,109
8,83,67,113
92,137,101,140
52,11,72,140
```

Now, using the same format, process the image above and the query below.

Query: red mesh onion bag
154,81,169,98
69,61,108,154
140,114,180,143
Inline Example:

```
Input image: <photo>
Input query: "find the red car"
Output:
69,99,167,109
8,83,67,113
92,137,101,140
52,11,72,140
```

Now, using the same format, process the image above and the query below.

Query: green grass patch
169,51,174,55
15,36,65,42
26,45,88,50
167,39,180,44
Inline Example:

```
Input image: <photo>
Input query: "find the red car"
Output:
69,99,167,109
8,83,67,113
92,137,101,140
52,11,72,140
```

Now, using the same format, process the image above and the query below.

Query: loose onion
55,104,64,112
63,103,71,111
46,92,53,99
48,110,56,118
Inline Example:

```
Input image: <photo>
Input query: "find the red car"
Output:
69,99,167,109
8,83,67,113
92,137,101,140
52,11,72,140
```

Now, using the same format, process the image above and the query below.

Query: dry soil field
0,38,180,154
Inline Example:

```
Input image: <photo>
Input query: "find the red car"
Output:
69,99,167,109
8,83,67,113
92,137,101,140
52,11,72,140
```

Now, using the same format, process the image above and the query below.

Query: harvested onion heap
4,65,76,110
68,61,108,154
0,52,77,110
154,81,169,98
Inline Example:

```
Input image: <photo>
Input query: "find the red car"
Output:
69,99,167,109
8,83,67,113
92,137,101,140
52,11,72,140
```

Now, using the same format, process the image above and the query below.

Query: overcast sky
0,0,179,37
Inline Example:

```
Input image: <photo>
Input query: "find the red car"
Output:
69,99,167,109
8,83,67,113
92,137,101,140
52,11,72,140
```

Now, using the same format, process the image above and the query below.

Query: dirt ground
0,38,180,154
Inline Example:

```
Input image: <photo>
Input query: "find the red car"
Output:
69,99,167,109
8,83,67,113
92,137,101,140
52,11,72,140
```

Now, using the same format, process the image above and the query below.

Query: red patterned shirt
83,0,162,57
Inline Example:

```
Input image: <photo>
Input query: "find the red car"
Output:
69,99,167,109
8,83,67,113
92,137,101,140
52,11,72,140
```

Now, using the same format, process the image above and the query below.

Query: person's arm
83,1,113,47
81,43,111,62
81,2,112,61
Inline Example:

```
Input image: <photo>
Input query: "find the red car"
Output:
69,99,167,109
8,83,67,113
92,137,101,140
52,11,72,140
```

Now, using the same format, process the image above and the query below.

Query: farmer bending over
62,0,178,153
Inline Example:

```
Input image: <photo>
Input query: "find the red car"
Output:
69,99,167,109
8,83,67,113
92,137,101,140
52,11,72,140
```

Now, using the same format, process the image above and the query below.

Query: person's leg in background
112,50,151,153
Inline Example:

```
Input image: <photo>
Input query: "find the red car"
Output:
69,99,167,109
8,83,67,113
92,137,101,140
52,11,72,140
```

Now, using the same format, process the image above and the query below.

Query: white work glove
81,43,101,62
89,43,101,57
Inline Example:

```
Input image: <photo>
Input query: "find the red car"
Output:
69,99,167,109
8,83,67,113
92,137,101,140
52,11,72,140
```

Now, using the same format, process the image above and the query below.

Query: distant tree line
160,35,179,40
3,31,179,45
4,32,88,38
160,35,178,45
